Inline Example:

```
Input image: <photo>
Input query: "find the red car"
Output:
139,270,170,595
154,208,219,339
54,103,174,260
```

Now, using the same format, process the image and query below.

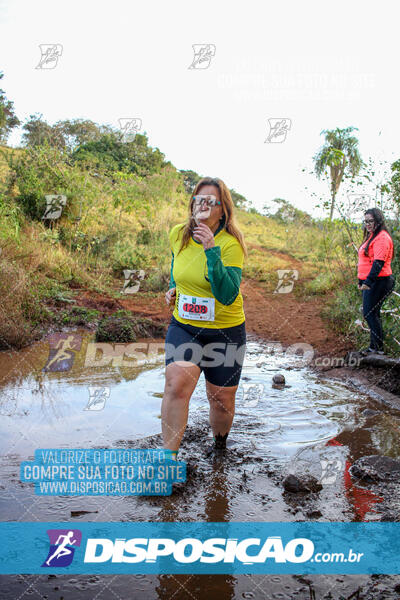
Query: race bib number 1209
178,294,215,321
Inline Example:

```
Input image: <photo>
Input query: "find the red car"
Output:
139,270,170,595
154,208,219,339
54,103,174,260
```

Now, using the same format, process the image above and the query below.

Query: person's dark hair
359,208,390,256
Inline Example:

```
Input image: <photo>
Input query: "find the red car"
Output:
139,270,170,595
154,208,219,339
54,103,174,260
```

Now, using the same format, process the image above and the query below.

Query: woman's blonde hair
175,176,247,258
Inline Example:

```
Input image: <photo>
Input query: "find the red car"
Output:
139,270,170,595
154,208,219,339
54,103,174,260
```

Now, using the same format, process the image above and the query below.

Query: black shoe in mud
204,433,235,457
205,445,227,458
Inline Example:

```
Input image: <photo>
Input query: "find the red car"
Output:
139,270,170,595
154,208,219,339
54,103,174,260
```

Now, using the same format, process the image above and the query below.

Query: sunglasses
193,195,221,207
364,219,374,224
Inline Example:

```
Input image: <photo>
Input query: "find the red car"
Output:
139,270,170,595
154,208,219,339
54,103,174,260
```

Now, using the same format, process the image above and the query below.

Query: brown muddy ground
2,410,400,598
2,280,400,598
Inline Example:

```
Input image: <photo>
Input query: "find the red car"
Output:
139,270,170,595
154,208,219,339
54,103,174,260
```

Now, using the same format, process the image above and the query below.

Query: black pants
361,275,395,350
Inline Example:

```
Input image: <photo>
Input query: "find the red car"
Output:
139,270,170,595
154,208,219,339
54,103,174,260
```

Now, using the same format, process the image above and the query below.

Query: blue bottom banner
0,522,399,574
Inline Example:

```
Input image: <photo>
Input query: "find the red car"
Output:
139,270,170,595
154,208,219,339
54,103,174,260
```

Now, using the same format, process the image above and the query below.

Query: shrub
96,316,136,343
136,228,151,245
304,271,337,295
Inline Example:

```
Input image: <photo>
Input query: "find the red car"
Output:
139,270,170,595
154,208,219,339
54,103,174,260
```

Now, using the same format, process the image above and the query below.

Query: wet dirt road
1,330,400,598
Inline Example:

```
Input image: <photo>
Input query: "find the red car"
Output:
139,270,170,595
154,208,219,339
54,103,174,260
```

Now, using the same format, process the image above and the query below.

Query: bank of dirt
74,277,353,357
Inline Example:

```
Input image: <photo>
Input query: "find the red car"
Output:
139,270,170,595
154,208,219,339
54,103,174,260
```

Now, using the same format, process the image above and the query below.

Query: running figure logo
35,44,63,69
188,44,216,69
42,195,67,220
43,333,82,372
121,269,145,294
265,118,292,143
42,529,82,567
347,193,372,207
118,118,142,143
241,383,264,408
85,386,110,411
274,269,299,294
319,458,344,484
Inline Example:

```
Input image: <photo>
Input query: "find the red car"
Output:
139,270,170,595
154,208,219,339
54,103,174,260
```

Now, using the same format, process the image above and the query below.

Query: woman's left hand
360,284,371,290
193,223,215,250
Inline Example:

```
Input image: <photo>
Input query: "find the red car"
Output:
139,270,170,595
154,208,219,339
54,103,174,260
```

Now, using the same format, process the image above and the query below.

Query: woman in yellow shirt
162,177,247,457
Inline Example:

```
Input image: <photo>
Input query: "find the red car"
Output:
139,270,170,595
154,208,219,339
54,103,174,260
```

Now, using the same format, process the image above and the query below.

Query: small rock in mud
272,373,285,385
283,474,323,493
306,509,323,518
349,455,400,482
362,408,379,417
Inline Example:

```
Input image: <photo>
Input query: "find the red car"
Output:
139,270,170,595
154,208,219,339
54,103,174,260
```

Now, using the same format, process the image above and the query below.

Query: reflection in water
156,461,236,600
0,333,398,458
328,432,384,521
204,460,231,522
156,574,236,600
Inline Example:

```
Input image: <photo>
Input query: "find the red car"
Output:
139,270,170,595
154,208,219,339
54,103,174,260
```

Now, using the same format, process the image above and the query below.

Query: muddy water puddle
1,330,400,598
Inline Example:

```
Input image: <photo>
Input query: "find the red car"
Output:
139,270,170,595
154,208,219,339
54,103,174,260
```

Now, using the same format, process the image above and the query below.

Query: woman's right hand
165,287,176,307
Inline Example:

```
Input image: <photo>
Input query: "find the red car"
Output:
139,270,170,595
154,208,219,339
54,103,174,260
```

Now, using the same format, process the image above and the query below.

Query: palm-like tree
314,127,363,220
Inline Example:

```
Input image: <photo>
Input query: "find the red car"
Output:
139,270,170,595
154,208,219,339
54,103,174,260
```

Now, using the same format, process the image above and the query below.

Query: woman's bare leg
161,361,201,451
205,380,238,444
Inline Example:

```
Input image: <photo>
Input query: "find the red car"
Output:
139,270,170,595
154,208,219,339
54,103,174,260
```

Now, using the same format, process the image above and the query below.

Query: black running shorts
165,315,246,387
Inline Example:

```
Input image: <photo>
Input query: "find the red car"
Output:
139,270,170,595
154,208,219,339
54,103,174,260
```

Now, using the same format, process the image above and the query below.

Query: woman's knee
164,362,200,397
207,385,237,409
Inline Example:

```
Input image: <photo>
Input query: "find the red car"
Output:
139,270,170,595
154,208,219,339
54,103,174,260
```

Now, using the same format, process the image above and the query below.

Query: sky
0,0,399,219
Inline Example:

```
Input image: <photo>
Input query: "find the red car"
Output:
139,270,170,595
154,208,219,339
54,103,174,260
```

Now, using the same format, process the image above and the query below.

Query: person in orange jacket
357,208,395,354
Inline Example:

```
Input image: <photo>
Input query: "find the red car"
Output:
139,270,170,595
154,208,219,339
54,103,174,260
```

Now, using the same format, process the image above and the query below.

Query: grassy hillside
0,144,398,355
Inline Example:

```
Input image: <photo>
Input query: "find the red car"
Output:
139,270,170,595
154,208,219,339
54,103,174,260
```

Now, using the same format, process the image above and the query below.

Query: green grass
0,144,398,354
